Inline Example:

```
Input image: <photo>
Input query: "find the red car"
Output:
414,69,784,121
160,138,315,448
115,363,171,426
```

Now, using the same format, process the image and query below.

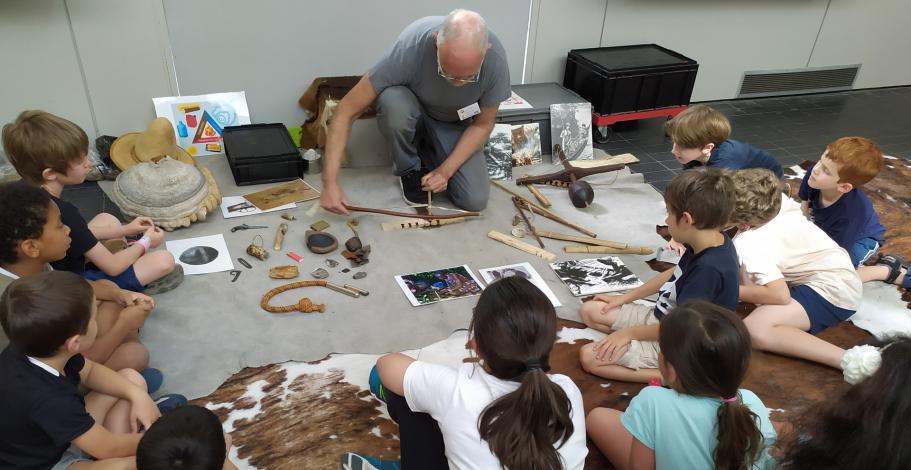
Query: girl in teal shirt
587,300,777,470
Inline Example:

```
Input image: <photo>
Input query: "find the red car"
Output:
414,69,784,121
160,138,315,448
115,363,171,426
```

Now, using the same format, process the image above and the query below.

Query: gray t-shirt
369,16,511,122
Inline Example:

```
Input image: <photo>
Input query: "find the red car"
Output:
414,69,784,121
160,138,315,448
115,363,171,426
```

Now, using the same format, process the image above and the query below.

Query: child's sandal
875,254,907,285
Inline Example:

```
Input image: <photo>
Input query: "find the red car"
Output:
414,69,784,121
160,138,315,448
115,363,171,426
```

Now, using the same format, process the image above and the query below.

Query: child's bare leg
580,301,621,333
579,343,661,383
857,264,907,285
85,302,149,371
70,457,136,470
133,251,176,286
743,300,845,368
587,407,633,470
84,369,147,434
103,341,150,372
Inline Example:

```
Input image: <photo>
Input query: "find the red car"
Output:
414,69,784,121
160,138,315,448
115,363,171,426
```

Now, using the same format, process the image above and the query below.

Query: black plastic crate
563,44,698,116
223,123,307,186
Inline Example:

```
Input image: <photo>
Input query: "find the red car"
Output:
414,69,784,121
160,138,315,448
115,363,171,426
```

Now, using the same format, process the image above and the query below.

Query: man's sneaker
155,393,188,414
340,452,400,470
399,170,427,206
141,367,163,394
144,264,184,295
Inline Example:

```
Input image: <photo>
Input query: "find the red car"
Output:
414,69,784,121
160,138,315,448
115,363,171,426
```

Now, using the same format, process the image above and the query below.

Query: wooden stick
273,223,289,251
512,197,544,248
491,181,597,238
537,230,653,254
427,191,432,216
347,205,479,220
381,217,466,231
487,230,556,262
525,184,551,208
564,245,654,255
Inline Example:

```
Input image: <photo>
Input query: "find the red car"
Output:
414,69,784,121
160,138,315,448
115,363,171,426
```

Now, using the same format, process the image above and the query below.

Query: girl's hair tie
722,395,738,403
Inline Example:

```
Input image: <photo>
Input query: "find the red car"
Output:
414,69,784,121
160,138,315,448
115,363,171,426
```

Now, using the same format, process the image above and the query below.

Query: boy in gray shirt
320,10,510,213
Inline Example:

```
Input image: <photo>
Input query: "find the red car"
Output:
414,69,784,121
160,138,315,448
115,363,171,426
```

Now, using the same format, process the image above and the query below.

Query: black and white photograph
550,102,594,163
484,123,513,180
510,123,542,166
478,262,562,307
550,256,643,296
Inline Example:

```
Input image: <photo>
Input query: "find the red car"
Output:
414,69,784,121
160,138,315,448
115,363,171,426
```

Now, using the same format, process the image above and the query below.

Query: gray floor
97,154,667,398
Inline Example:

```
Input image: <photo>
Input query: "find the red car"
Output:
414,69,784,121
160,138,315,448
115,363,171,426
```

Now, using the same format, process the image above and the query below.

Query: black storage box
563,44,698,116
496,83,588,154
223,124,307,186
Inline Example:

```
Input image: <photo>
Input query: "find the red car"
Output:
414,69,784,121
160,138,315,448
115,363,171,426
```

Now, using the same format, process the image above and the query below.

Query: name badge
457,102,481,121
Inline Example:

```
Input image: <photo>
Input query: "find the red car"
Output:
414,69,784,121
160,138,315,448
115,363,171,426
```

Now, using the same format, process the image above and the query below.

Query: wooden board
243,179,320,211
569,153,639,168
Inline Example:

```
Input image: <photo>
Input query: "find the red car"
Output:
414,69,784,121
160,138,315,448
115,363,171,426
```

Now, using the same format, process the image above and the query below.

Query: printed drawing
511,123,542,167
484,124,513,180
550,256,642,296
550,103,593,163
153,92,251,157
395,265,483,307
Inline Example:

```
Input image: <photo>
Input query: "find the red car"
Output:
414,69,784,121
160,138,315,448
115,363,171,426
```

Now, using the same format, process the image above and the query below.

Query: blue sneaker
141,368,163,395
368,365,386,402
154,393,187,414
340,452,400,470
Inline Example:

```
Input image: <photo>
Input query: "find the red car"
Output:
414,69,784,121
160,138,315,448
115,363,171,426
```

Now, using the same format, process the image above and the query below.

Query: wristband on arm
136,235,151,253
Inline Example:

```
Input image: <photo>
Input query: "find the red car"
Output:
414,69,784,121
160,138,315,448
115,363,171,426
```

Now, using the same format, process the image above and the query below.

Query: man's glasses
437,50,482,83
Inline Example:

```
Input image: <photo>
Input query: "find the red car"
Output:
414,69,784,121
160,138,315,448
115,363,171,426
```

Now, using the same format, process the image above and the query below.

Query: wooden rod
525,184,551,208
491,181,597,238
512,197,545,248
537,230,653,254
487,230,556,262
273,223,288,251
564,245,654,255
347,205,478,220
381,217,466,231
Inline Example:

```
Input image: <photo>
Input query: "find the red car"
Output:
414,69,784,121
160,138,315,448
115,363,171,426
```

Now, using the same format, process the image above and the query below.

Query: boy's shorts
51,444,92,469
609,303,661,370
82,265,144,292
791,285,855,334
848,237,881,267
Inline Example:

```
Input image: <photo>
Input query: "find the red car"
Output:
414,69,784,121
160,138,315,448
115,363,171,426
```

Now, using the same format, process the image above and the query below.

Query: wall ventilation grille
738,65,860,98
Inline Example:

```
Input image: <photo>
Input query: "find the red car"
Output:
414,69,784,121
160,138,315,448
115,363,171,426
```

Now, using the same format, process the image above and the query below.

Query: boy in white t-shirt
344,276,588,470
730,169,862,377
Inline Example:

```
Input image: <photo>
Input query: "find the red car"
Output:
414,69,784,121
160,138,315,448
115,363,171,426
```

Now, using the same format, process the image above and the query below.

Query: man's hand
116,290,155,310
421,168,452,193
124,217,154,237
592,329,633,363
320,183,351,215
592,293,629,315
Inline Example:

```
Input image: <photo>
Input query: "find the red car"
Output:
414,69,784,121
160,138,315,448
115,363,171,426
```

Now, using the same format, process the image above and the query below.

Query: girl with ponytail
587,300,776,470
346,276,587,469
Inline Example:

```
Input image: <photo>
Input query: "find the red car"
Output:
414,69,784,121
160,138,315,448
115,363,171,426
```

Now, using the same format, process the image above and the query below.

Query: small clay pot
305,230,338,254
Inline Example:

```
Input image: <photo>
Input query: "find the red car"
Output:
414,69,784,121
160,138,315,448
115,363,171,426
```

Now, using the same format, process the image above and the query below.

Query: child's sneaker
368,365,386,402
155,393,188,414
340,452,400,470
140,367,163,394
144,264,184,295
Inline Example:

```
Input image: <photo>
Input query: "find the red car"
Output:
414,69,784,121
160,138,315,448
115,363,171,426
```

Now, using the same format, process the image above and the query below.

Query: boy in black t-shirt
579,169,740,383
0,181,155,374
0,271,162,469
137,405,239,470
2,110,176,293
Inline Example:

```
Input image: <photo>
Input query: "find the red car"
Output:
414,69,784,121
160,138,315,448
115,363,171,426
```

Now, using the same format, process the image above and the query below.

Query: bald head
436,10,490,85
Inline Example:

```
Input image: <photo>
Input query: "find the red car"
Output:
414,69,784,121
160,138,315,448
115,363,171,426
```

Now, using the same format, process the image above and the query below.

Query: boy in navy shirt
579,169,740,383
0,271,163,469
667,104,783,178
799,137,908,289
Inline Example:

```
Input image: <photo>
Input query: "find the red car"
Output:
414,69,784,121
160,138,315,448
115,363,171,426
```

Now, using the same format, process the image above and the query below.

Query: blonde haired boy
732,168,862,377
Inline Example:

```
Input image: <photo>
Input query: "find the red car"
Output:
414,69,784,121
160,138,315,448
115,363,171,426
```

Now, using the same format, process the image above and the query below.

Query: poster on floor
478,262,562,307
550,102,593,163
153,92,251,157
511,123,542,167
220,196,296,219
395,265,484,307
484,124,513,180
550,256,642,296
165,234,234,275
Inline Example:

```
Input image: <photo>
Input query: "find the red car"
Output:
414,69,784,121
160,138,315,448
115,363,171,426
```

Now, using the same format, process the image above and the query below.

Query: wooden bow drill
345,204,480,220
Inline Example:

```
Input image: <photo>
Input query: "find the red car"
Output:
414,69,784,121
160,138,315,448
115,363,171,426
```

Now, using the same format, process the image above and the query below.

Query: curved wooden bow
345,205,480,220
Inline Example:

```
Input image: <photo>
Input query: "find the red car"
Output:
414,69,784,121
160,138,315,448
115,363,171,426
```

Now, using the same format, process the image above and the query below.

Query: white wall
162,0,531,128
0,1,96,136
526,0,911,101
